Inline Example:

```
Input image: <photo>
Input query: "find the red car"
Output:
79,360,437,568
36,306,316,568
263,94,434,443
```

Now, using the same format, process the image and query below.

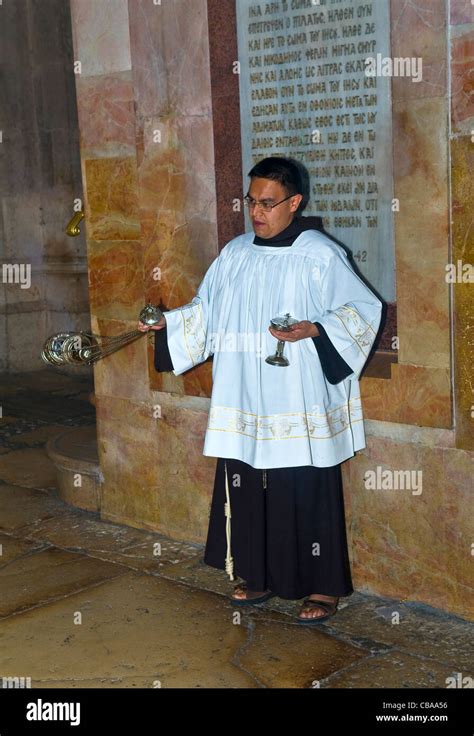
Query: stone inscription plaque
237,0,396,302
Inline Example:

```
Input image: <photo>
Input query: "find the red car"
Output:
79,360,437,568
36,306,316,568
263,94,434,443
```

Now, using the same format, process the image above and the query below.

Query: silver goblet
265,312,299,367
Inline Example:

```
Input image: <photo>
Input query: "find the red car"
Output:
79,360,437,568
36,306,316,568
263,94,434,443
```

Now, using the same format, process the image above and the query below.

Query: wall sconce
65,210,85,236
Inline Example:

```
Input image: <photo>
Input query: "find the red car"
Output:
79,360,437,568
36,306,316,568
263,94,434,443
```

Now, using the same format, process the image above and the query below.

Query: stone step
46,426,101,512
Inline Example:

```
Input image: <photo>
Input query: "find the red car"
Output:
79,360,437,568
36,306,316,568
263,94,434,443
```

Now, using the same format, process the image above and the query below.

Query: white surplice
163,229,382,470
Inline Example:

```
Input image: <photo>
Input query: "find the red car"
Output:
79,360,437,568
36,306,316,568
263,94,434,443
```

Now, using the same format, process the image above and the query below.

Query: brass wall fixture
65,209,85,236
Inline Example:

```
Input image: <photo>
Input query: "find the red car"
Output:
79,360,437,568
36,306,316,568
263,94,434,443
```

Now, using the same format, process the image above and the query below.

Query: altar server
140,157,382,624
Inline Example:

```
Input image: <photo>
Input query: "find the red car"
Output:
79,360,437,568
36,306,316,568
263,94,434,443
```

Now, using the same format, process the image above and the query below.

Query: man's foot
230,582,274,605
296,593,339,623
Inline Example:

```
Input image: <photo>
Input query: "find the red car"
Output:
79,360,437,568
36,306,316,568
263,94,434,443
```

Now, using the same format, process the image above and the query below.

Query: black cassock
155,216,355,600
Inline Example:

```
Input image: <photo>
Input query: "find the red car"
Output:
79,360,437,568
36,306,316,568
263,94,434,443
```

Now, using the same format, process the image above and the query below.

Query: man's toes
300,604,326,618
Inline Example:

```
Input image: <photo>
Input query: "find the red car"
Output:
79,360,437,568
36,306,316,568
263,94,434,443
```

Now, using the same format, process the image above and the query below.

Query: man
139,157,382,624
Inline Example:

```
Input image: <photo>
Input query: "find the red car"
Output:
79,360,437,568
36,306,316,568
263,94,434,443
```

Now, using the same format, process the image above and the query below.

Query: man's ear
290,194,303,212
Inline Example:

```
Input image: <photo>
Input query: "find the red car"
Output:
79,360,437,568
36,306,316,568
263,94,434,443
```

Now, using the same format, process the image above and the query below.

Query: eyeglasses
243,194,295,212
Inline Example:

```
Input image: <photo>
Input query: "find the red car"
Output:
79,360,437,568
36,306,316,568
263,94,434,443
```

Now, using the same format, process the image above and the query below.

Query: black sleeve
154,325,174,372
312,322,353,384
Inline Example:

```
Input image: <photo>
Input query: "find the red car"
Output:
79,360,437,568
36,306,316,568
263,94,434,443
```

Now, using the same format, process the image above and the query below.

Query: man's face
247,177,303,239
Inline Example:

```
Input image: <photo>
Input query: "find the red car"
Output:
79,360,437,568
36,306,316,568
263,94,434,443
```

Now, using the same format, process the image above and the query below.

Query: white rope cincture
224,461,235,580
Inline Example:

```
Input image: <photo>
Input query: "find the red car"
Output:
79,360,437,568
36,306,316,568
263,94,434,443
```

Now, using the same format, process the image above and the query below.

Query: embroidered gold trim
180,300,206,367
209,398,361,419
342,304,377,335
207,403,363,441
206,418,363,441
333,306,374,357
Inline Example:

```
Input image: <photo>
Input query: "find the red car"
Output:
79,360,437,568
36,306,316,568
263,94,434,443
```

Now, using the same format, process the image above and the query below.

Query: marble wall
450,1,474,451
69,0,220,541
69,0,473,620
0,0,89,372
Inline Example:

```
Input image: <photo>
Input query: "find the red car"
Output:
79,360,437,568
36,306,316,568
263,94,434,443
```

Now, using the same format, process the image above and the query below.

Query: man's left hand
269,321,319,342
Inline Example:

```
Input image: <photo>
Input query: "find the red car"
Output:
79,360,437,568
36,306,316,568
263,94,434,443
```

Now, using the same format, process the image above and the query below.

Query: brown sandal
296,597,338,625
230,583,275,606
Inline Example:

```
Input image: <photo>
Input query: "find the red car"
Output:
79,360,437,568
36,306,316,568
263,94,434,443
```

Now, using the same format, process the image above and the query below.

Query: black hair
247,156,303,197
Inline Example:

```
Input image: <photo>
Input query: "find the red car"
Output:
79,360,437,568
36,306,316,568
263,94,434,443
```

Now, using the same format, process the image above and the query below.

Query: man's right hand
137,316,166,332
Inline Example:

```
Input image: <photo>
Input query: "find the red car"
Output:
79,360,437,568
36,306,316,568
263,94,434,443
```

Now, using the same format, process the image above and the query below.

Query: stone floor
0,370,472,689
